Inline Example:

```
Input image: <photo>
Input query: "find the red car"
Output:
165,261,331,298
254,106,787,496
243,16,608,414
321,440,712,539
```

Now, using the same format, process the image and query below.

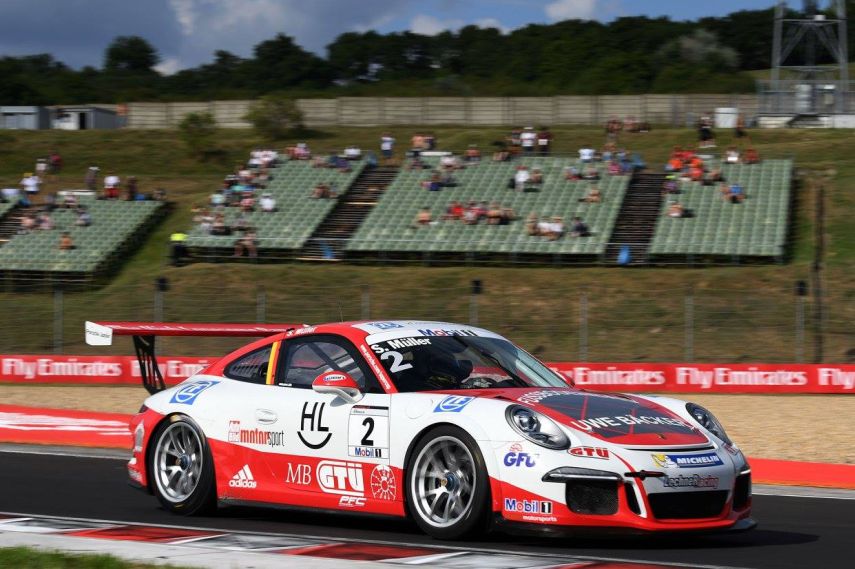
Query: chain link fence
0,280,850,363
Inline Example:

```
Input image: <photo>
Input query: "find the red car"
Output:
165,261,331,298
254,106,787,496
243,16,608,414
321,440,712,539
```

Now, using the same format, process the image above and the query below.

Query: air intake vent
565,480,619,515
733,473,751,510
648,491,728,519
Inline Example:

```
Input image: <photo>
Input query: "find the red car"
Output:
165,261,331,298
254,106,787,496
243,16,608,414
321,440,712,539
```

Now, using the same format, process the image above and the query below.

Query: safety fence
0,280,850,364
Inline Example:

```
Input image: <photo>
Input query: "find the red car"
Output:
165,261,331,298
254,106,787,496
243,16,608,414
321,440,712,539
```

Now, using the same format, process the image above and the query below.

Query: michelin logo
652,452,723,469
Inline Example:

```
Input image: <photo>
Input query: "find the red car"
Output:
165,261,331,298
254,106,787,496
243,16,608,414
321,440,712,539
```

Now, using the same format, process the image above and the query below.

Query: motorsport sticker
651,452,723,469
169,380,219,405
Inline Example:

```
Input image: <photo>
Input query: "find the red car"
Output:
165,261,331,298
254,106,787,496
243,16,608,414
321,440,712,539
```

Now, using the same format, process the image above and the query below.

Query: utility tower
760,0,850,118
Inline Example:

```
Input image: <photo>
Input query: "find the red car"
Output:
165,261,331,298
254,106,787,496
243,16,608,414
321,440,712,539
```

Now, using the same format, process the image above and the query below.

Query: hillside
0,126,851,362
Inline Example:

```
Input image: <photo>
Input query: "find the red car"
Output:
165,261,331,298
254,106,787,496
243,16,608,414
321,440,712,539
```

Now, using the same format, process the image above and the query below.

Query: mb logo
298,401,331,449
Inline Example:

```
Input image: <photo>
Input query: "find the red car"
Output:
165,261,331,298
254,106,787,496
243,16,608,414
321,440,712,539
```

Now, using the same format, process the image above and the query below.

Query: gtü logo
317,461,364,496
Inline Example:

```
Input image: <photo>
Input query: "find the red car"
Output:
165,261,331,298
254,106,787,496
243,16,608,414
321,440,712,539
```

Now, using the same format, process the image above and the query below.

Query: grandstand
0,196,166,283
185,159,365,258
649,159,793,261
347,157,629,261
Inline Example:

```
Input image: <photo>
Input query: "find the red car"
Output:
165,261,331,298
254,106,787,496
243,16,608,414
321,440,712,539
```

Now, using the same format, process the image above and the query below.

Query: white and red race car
86,320,754,539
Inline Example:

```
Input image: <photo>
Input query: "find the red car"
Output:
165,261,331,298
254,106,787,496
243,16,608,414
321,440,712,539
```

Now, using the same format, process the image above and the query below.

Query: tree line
1,4,852,105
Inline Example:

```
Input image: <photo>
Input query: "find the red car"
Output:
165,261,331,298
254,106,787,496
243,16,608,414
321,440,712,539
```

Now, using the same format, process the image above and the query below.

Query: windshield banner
0,355,852,393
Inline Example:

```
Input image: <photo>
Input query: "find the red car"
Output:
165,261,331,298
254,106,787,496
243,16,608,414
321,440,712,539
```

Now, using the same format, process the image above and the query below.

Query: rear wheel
149,415,216,515
406,426,490,539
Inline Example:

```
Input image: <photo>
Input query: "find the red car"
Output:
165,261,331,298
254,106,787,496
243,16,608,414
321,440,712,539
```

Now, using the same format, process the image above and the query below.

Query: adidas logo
228,465,257,488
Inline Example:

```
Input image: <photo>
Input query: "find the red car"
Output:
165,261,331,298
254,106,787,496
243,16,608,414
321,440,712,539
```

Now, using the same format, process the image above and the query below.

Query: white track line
0,510,751,569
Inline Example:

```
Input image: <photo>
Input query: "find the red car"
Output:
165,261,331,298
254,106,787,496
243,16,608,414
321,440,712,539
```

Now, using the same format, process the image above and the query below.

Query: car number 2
380,350,412,373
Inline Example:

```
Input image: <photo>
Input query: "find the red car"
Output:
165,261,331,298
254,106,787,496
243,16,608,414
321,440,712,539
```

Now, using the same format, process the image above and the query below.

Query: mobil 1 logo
348,405,389,459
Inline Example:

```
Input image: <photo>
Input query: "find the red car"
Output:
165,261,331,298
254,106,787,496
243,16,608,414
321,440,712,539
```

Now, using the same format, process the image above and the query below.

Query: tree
104,36,160,73
244,94,304,140
178,112,218,159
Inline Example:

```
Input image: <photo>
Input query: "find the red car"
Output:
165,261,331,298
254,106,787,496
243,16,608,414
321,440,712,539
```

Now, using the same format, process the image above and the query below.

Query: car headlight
686,403,732,445
505,405,570,450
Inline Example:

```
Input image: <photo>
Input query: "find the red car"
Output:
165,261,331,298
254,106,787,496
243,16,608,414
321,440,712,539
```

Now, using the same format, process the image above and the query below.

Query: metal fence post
256,285,266,323
684,286,694,361
53,287,63,354
362,285,371,320
579,290,588,361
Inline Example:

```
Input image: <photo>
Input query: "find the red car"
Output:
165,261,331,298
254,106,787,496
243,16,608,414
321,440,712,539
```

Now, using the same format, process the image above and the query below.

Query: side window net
225,346,272,384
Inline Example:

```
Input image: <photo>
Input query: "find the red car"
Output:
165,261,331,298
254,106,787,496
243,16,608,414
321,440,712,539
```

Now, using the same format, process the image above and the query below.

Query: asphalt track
0,451,851,569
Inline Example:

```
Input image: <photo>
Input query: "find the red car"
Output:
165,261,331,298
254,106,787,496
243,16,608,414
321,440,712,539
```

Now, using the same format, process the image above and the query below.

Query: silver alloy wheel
411,435,476,528
153,422,204,503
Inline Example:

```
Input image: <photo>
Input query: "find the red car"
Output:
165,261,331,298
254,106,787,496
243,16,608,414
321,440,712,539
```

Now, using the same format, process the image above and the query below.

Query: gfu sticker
169,380,219,405
348,406,389,459
298,402,331,449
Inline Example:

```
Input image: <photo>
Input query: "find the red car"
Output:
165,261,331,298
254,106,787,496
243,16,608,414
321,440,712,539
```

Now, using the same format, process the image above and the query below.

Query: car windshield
368,335,568,392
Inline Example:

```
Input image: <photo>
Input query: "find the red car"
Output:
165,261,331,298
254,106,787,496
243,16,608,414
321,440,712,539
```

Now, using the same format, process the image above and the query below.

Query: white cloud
169,0,196,35
545,0,599,22
410,14,464,36
154,57,182,76
411,14,509,36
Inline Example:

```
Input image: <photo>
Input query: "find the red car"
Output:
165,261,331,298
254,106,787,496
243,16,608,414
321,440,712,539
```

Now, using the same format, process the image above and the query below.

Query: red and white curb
0,512,734,569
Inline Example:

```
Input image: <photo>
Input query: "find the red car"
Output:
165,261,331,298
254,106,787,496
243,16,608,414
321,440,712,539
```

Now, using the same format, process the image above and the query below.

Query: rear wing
85,321,304,394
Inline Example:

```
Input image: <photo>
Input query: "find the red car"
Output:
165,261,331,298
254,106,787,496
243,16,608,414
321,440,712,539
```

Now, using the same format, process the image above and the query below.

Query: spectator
170,232,188,266
513,165,530,191
464,145,481,163
727,182,745,204
581,167,600,181
233,212,251,232
411,132,425,151
210,189,226,207
420,172,442,192
520,126,536,154
500,206,516,225
85,166,99,191
153,188,167,201
724,146,740,164
125,176,138,201
407,155,427,170
344,145,361,160
35,158,48,179
211,213,230,235
380,133,395,162
525,213,539,236
564,165,581,181
607,160,621,176
20,172,40,197
75,206,92,227
508,127,522,154
424,133,436,150
579,144,595,163
486,202,503,225
668,202,687,218
311,183,336,199
545,216,565,240
49,151,63,174
260,193,277,212
570,216,590,237
744,148,760,164
293,143,311,160
537,127,552,156
58,232,74,250
43,192,57,212
462,201,480,225
19,214,35,234
103,172,120,199
698,113,715,148
440,154,463,170
605,116,622,140
62,192,78,209
734,114,747,139
663,175,679,195
442,200,464,221
579,186,602,203
530,168,543,185
415,207,433,226
240,192,255,212
37,212,54,230
233,229,258,258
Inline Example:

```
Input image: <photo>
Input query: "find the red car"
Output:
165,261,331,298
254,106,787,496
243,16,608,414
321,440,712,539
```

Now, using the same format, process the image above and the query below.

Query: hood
479,388,708,447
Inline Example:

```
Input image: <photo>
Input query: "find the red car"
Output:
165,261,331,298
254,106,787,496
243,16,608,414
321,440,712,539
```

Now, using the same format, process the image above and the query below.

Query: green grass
0,126,851,362
0,547,185,569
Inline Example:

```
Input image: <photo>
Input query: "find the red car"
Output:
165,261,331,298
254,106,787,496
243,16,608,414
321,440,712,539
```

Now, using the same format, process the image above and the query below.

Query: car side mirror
312,371,363,403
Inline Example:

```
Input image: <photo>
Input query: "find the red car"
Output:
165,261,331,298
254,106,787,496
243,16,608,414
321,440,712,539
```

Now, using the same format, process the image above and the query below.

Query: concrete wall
125,95,764,129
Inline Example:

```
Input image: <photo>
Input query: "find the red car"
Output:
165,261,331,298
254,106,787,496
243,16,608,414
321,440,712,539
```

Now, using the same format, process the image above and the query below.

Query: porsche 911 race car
86,320,755,539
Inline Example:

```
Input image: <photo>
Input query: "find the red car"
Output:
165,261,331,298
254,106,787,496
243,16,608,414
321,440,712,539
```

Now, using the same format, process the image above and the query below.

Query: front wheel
149,415,216,515
405,426,491,539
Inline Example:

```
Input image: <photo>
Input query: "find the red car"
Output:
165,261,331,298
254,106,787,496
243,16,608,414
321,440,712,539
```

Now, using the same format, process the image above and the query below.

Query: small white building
0,106,51,129
51,105,119,130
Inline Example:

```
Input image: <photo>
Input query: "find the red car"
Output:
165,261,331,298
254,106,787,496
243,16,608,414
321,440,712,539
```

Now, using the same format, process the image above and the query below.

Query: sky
0,0,786,74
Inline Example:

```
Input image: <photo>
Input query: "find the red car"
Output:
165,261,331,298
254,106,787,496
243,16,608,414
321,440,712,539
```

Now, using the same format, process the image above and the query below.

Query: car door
266,334,393,512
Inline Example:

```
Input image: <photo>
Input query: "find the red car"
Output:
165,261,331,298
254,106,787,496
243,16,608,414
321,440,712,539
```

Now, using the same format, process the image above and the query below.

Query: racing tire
405,426,491,539
148,414,217,515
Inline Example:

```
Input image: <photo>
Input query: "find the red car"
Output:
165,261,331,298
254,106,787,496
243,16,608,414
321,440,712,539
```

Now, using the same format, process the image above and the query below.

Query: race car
86,319,755,539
